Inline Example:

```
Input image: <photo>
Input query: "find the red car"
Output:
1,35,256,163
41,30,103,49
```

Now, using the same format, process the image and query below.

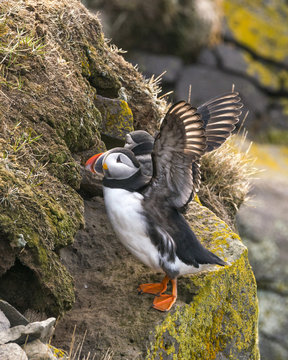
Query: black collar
103,169,150,192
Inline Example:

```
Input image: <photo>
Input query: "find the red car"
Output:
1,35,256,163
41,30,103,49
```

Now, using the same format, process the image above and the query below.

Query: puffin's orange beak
85,153,103,173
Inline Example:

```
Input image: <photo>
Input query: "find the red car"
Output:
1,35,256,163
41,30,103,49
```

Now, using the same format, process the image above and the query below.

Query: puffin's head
124,130,154,150
101,148,140,180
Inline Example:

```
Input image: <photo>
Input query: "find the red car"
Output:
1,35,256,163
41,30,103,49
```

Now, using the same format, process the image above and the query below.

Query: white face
102,152,139,180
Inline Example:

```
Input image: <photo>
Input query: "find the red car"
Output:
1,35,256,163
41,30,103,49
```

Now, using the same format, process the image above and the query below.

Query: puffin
86,91,242,311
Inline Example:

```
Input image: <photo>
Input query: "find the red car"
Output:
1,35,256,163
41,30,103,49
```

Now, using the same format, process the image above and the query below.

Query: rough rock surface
0,311,10,332
0,343,28,360
94,95,134,140
237,144,288,360
24,339,57,360
0,300,29,328
0,300,59,359
53,197,259,359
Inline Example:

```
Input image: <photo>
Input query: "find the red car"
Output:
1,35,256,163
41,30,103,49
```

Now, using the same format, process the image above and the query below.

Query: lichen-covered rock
0,0,164,317
95,95,134,140
223,0,288,130
53,197,259,359
237,144,288,360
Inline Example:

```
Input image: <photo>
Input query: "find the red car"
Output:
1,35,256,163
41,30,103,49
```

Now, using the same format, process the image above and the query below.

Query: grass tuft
198,130,259,228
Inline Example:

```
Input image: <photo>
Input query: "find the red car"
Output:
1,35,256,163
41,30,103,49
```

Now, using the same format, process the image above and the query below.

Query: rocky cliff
0,0,259,358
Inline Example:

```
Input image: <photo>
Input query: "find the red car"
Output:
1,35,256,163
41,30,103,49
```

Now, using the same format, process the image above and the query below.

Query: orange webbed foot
152,294,177,312
138,282,167,295
138,276,178,311
138,275,169,295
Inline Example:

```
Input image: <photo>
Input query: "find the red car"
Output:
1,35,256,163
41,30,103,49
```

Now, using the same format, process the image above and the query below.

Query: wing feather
198,91,243,153
144,101,206,209
143,91,242,209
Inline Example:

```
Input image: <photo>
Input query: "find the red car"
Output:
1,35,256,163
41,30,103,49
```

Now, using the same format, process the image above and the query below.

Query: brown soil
53,196,178,359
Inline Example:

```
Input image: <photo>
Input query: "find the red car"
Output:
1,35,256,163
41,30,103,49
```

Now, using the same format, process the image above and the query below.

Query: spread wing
198,91,243,152
144,101,206,209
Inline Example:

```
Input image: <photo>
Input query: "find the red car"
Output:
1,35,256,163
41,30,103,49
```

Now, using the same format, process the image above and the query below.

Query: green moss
49,151,69,165
82,45,122,98
0,164,82,315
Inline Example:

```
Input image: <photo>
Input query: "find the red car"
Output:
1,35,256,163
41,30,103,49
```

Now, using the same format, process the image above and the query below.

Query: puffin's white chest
103,186,161,271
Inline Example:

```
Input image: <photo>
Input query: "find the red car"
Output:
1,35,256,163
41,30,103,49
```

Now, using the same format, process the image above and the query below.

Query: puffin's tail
173,211,227,268
197,248,226,267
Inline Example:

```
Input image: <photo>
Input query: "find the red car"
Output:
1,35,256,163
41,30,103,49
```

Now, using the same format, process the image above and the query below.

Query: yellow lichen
249,143,288,177
223,0,288,113
48,345,67,359
147,254,259,359
95,96,134,140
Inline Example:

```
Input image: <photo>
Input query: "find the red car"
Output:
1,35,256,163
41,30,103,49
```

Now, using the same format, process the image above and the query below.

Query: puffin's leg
138,275,169,295
152,278,177,312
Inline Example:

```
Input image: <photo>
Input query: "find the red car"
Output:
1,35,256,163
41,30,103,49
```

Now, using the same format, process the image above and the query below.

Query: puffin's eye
116,155,122,163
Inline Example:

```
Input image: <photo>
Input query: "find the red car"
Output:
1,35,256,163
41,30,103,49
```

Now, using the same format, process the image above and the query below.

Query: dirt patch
53,196,172,359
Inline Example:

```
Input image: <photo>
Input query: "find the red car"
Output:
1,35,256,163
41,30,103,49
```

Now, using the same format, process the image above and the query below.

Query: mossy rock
95,95,134,140
0,164,83,315
82,44,122,98
0,0,164,316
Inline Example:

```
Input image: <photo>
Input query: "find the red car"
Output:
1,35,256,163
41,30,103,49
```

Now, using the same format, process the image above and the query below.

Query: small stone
0,317,56,345
23,339,57,360
17,234,27,248
0,343,28,360
0,310,10,331
0,300,29,327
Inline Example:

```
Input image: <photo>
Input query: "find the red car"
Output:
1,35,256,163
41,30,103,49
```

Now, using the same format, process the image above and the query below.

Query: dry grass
0,121,48,191
198,129,259,228
49,325,114,360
